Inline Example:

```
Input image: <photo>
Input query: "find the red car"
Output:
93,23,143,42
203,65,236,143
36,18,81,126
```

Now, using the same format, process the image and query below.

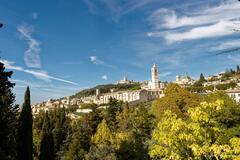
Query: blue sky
0,0,240,104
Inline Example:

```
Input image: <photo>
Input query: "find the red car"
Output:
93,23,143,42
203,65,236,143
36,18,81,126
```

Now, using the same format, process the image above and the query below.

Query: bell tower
151,64,159,89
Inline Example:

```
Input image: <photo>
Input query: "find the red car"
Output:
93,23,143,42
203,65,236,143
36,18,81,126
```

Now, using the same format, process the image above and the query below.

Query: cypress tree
17,87,33,160
237,65,240,72
0,61,19,159
39,112,54,160
199,73,206,83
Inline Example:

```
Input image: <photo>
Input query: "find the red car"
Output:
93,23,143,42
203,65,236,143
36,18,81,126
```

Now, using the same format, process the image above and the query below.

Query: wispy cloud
83,0,97,14
90,55,116,68
85,0,154,22
227,54,240,64
90,56,104,65
1,59,79,86
149,1,240,29
164,21,237,43
101,74,108,80
63,61,83,65
12,79,84,104
147,0,240,42
159,71,172,78
17,24,41,68
31,12,38,20
211,39,240,51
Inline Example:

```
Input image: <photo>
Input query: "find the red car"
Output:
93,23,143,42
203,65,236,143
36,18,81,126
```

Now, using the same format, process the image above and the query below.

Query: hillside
73,83,141,98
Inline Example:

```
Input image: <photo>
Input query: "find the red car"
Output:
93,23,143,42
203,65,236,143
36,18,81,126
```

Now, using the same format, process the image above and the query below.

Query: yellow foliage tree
151,83,200,120
91,119,114,146
149,100,240,159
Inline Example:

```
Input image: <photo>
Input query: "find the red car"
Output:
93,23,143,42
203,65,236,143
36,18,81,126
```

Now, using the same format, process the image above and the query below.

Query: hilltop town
32,64,240,118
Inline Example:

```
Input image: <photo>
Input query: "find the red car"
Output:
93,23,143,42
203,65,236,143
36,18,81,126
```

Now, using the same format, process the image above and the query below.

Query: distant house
117,76,134,84
207,75,218,81
218,72,225,79
225,88,240,103
174,74,195,87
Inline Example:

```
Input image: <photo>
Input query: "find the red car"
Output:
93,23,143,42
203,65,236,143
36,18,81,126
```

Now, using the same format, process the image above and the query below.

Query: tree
193,73,206,87
39,112,54,160
85,119,116,160
85,145,117,160
149,100,240,159
52,108,68,155
0,61,19,159
17,87,33,160
115,105,154,160
92,119,114,146
151,83,200,120
63,132,86,160
199,73,206,83
237,65,240,73
104,98,122,130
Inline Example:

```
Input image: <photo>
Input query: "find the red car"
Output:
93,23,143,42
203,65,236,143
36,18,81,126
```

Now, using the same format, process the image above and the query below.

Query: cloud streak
211,39,240,51
164,20,237,43
17,24,41,68
90,55,116,68
84,0,154,22
31,12,38,20
0,59,79,86
83,0,97,14
101,74,108,80
159,71,172,78
147,0,240,42
149,1,240,29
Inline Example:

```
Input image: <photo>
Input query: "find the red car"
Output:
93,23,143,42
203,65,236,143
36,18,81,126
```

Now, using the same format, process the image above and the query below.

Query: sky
0,0,240,104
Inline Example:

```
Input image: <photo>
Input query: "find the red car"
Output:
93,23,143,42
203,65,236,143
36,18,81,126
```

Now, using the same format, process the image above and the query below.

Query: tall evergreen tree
0,61,19,159
199,73,206,83
237,65,240,72
104,98,122,129
39,112,54,160
17,87,33,160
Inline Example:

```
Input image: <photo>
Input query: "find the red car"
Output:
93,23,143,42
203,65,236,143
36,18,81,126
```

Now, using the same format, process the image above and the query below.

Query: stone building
225,88,240,103
98,63,164,104
174,74,195,87
117,76,134,84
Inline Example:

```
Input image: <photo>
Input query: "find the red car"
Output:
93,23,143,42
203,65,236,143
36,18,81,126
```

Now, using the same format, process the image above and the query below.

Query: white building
99,63,164,104
141,64,165,90
226,88,240,103
174,74,195,87
148,64,161,89
117,76,134,84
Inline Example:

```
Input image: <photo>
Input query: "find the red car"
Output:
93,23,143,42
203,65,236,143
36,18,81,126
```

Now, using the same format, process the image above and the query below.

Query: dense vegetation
1,62,240,159
188,66,240,93
73,83,141,98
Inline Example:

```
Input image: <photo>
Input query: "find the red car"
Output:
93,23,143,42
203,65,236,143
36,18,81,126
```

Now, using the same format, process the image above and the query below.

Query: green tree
149,100,240,159
115,105,153,160
85,119,116,160
199,73,206,83
85,145,117,160
92,119,114,146
151,83,200,120
52,108,68,156
237,65,240,73
0,61,19,159
39,112,54,160
193,73,206,87
63,113,97,160
17,87,33,160
104,98,122,130
63,131,86,160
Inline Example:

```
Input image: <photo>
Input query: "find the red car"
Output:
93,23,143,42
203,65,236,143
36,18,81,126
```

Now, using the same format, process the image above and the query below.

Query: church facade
98,63,164,104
